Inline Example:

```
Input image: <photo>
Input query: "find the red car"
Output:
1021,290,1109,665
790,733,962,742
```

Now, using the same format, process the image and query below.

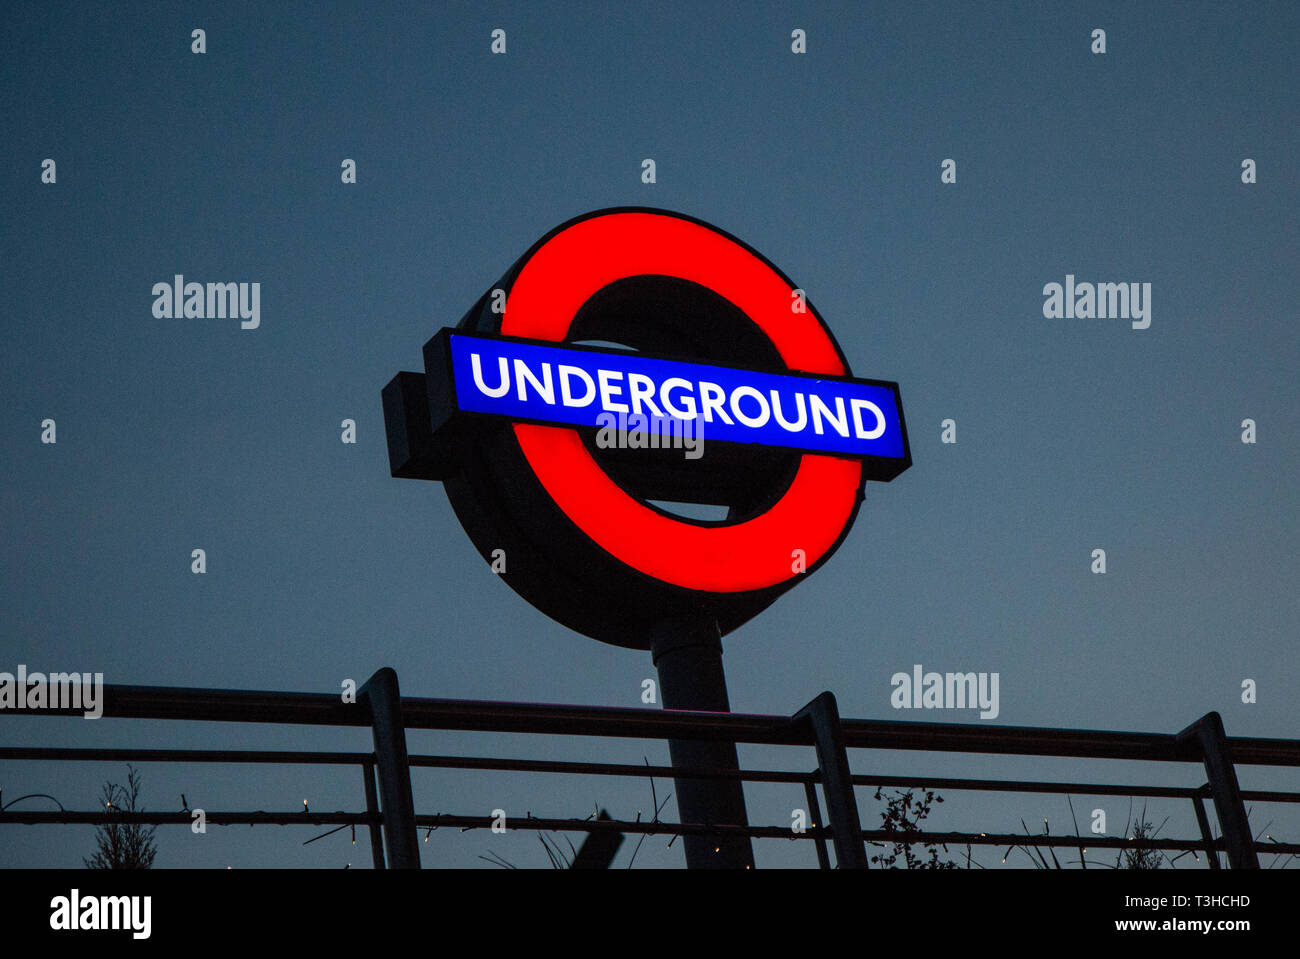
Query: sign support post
649,615,755,869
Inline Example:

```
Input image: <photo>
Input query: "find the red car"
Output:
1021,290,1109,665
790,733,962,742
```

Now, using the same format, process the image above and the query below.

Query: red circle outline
501,211,863,593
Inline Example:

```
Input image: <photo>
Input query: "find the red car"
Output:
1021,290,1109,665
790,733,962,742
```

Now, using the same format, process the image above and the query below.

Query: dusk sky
2,1,1297,868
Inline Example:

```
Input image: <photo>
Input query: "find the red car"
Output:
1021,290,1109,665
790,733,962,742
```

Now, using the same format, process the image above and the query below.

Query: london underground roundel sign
383,208,911,649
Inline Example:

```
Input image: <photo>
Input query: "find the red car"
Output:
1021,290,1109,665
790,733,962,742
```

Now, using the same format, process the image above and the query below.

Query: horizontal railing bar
400,701,1300,764
0,745,808,784
1233,790,1300,803
406,754,810,784
8,683,1299,765
838,719,1300,765
417,815,1239,850
6,808,1297,856
409,756,1300,804
0,747,372,765
850,775,1300,804
0,811,374,825
6,685,363,726
408,817,1300,856
854,775,1205,798
2,747,1296,807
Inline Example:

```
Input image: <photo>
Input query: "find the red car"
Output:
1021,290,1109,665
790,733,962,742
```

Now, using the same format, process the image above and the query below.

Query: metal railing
3,667,1298,868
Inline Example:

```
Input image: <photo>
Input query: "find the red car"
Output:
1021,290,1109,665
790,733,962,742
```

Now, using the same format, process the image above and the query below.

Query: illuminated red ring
501,211,863,593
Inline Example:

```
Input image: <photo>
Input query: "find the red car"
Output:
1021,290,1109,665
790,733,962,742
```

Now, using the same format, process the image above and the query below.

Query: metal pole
795,692,868,869
802,777,831,869
1177,712,1258,869
1190,789,1221,870
359,668,421,869
650,615,755,869
361,760,386,869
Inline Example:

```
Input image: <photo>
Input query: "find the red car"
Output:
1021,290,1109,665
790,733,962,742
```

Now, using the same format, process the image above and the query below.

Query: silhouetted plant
869,787,958,869
84,765,157,869
1119,811,1168,870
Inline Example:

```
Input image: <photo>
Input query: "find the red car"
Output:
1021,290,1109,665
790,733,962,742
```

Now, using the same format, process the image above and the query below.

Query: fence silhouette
4,667,1298,868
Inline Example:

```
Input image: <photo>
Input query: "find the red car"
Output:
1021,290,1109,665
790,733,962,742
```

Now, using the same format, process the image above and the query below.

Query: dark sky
2,1,1297,868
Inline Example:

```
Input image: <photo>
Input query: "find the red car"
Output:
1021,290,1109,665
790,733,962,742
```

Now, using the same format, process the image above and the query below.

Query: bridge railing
3,667,1298,868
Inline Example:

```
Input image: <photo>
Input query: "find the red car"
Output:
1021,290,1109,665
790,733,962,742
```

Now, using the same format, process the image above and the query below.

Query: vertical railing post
1190,788,1221,870
361,760,386,869
795,692,868,869
802,776,832,869
359,668,420,869
1177,712,1258,869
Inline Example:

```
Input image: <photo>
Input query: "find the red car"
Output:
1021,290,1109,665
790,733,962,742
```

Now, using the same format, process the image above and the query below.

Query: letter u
470,353,510,398
771,391,807,431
